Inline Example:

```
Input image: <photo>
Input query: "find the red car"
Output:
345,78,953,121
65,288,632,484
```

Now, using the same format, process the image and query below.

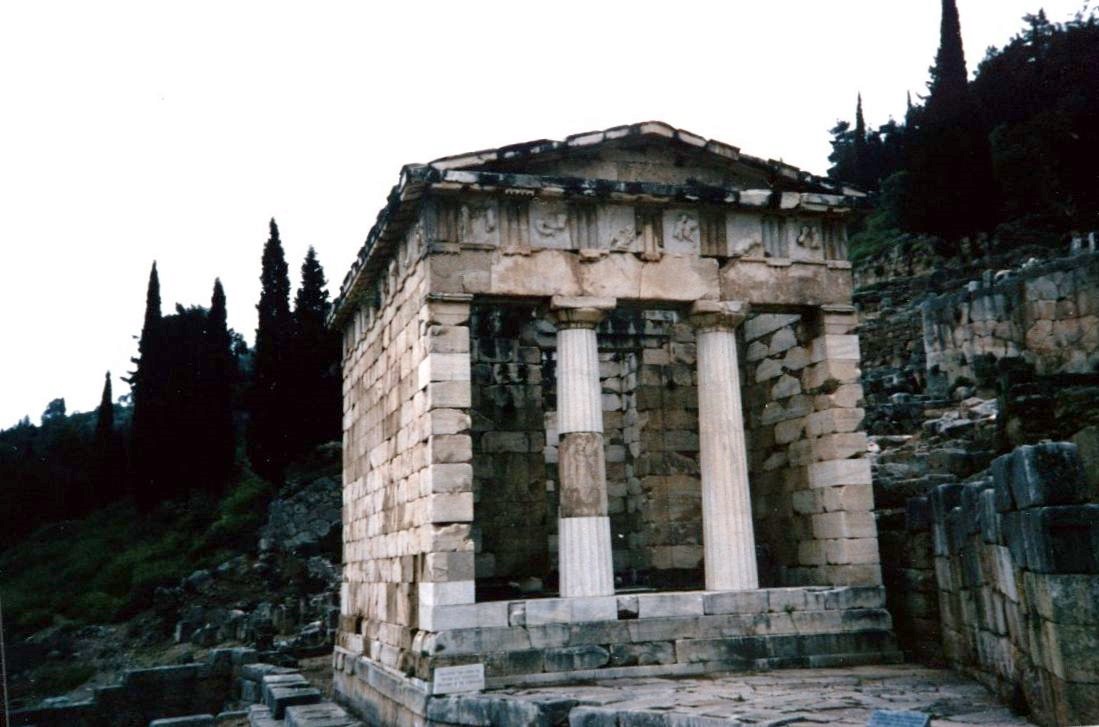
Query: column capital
688,300,750,332
550,296,616,329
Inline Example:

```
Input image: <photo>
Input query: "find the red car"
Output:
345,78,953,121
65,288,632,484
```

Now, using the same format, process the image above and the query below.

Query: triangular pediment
428,121,815,191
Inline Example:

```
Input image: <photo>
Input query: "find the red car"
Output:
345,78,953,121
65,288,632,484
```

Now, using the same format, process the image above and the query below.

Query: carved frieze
531,199,571,249
664,209,700,255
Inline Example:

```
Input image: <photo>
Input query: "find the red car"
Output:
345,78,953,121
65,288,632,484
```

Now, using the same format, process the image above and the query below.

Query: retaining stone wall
922,252,1099,393
925,442,1099,726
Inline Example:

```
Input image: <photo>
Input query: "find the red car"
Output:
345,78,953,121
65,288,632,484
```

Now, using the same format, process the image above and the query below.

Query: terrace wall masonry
328,122,891,723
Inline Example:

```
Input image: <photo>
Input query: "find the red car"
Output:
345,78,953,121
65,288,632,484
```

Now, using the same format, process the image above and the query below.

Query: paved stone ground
486,665,1031,726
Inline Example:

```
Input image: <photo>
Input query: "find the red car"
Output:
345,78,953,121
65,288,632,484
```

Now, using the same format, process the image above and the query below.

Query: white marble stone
556,327,603,434
694,318,759,591
558,516,614,597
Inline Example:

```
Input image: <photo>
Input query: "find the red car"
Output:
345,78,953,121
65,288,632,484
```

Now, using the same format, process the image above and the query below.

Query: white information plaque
432,663,486,695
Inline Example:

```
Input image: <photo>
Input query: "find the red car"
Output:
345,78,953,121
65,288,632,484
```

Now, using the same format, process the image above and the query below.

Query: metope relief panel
789,218,823,262
531,199,571,250
662,209,700,256
461,200,500,247
597,204,639,253
727,212,763,257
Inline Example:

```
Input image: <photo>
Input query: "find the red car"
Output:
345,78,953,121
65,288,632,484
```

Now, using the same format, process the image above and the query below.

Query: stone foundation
333,585,898,725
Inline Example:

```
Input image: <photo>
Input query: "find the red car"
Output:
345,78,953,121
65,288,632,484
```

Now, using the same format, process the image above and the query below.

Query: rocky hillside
1,445,344,712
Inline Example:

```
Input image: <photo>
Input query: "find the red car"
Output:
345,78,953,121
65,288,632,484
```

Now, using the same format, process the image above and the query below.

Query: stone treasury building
328,122,894,722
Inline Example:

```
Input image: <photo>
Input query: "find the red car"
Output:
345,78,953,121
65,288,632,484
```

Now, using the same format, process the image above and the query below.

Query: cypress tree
852,94,871,189
927,0,968,115
206,279,236,490
248,219,294,484
290,246,341,454
129,262,166,509
93,371,117,504
901,0,995,248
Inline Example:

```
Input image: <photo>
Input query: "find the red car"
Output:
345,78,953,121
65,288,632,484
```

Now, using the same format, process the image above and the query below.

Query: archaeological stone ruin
327,122,901,723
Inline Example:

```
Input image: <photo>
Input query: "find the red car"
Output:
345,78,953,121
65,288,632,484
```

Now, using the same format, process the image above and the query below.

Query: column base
559,515,614,597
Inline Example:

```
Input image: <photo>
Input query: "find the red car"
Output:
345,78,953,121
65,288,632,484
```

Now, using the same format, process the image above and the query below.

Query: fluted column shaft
689,300,759,591
551,296,615,598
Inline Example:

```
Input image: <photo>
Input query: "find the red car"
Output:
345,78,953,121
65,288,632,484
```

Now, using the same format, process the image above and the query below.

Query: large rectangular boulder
1022,505,1099,574
1009,443,1088,509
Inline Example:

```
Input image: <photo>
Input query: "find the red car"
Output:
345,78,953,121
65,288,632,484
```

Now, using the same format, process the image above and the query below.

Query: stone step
249,700,363,727
149,716,215,727
285,702,363,726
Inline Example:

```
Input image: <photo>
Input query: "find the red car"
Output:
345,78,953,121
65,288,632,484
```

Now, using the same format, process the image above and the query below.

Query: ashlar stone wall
742,308,880,588
339,225,477,674
923,252,1099,392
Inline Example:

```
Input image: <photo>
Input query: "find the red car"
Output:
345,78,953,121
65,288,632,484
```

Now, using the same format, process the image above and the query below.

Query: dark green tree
927,0,968,115
248,219,294,484
129,262,168,509
92,371,122,505
204,279,237,491
289,246,342,454
899,0,996,249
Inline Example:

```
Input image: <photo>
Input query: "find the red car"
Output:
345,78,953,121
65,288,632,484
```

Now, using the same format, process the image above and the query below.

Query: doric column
551,295,615,598
689,300,759,591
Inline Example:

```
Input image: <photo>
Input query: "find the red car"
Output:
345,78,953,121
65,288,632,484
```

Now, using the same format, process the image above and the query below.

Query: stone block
418,581,474,607
637,592,704,618
1022,505,1099,574
703,590,769,615
825,538,880,565
809,334,860,363
805,408,865,437
285,702,361,727
1027,572,1099,625
427,493,474,523
543,645,610,672
989,453,1015,512
426,434,470,463
418,353,471,388
266,685,322,718
811,511,877,539
905,496,931,532
824,586,886,610
1071,425,1099,501
428,325,469,354
427,463,473,493
1009,442,1089,509
608,641,676,667
802,360,861,391
807,459,871,489
427,381,472,409
419,602,509,631
1043,620,1099,683
675,636,766,664
422,552,476,583
148,717,215,727
768,589,808,612
978,488,1002,544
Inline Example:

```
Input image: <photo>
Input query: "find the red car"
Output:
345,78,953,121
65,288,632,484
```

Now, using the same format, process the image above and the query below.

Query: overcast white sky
0,0,1090,427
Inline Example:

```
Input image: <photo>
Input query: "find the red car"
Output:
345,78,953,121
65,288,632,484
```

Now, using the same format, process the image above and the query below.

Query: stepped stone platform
421,665,1030,726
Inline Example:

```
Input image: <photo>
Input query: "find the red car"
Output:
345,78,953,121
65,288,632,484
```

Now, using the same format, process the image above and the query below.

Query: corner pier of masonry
327,121,890,723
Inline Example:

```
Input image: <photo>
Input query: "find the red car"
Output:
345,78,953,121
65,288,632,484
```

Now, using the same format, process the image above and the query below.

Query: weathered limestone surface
330,122,882,718
923,252,1099,391
925,442,1099,726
